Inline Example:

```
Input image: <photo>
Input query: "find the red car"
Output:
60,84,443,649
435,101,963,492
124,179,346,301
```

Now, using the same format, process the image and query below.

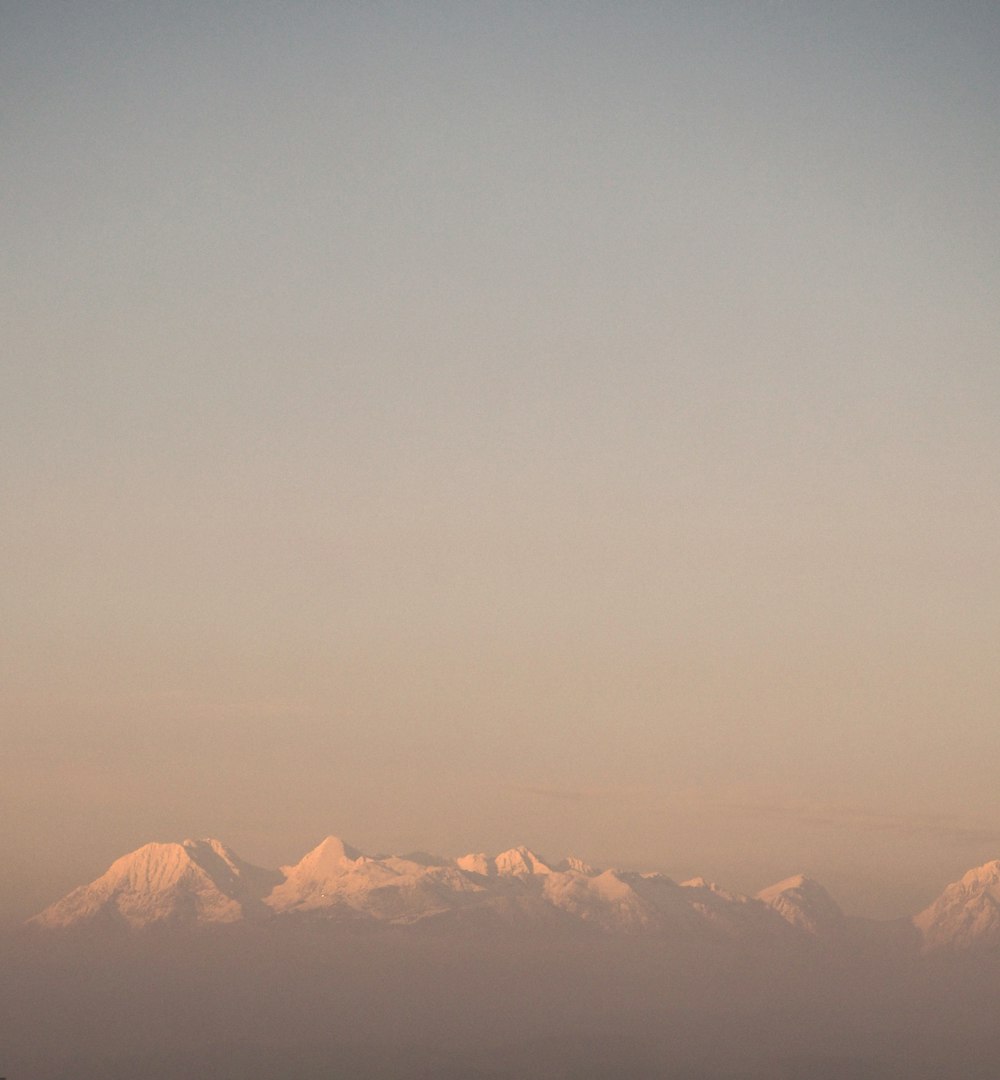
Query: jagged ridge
29,836,1000,955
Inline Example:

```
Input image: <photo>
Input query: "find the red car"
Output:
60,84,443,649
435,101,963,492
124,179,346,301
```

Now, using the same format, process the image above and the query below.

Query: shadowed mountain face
755,875,845,938
12,839,1000,1079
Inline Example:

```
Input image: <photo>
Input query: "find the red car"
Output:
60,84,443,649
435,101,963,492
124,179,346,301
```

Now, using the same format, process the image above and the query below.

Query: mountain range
30,834,1000,953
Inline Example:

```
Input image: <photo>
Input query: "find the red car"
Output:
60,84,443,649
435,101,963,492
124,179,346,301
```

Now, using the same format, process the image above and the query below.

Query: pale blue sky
3,1,999,920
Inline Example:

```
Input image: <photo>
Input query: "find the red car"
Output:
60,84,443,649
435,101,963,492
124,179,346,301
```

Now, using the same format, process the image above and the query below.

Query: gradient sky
3,0,999,922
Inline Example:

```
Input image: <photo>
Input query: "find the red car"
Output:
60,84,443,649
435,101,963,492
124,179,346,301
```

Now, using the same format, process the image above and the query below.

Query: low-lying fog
4,920,1000,1080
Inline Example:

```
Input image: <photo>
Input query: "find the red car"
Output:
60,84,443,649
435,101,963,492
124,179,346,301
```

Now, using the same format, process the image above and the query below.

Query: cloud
720,799,1000,846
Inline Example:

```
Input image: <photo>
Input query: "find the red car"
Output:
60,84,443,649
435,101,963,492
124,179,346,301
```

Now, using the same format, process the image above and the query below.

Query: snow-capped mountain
30,838,282,929
25,834,816,943
913,859,1000,951
756,874,845,938
29,837,1000,957
265,835,489,923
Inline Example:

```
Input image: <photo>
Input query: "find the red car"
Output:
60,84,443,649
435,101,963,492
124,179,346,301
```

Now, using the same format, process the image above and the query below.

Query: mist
5,917,1000,1080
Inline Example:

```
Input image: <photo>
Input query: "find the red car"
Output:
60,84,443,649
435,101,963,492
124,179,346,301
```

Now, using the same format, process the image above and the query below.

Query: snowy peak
455,852,492,875
680,876,718,891
109,840,203,892
757,873,810,897
266,835,382,915
283,835,364,876
29,838,281,929
913,859,1000,951
264,835,478,920
28,837,826,941
495,846,552,877
35,836,1000,958
757,875,844,937
557,856,598,875
956,859,1000,890
456,846,552,878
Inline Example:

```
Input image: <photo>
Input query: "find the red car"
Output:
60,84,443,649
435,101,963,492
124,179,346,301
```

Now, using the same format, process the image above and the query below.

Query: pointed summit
495,846,552,877
757,875,844,937
29,839,281,929
282,835,364,876
955,859,1000,889
266,835,395,915
456,846,552,878
913,859,1000,951
266,836,485,921
558,856,598,875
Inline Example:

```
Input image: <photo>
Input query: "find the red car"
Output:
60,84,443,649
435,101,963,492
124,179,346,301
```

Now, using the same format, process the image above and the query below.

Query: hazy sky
4,0,999,921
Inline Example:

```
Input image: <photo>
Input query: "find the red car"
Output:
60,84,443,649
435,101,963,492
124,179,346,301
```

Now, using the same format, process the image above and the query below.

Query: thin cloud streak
722,799,1000,846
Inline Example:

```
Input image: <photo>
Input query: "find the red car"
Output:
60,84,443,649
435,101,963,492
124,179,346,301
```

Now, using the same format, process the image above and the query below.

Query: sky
3,0,999,923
